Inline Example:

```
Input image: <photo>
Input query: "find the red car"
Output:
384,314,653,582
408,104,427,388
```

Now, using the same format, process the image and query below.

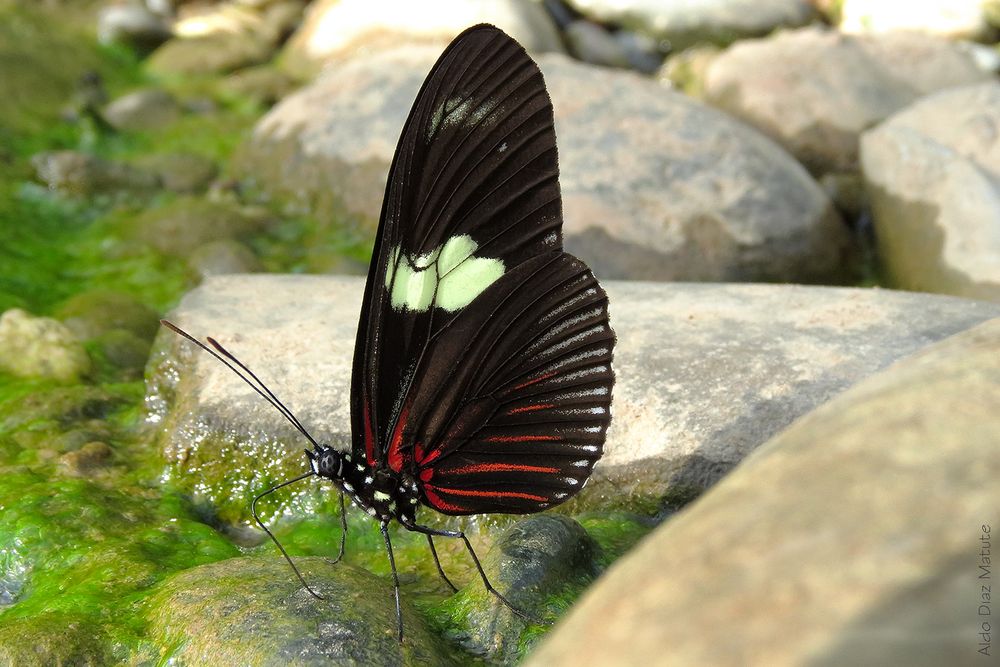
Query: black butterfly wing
351,24,614,513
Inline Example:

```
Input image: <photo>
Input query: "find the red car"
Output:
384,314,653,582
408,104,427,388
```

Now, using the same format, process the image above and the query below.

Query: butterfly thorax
307,445,419,524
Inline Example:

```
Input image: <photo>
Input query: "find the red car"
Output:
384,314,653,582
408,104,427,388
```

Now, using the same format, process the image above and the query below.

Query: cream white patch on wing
384,235,504,312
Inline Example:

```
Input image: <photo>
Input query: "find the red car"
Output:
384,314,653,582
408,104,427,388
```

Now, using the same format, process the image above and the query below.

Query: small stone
147,32,274,77
187,240,263,279
103,89,180,132
31,151,160,197
133,197,270,258
96,329,152,380
97,4,173,53
57,290,160,342
219,65,297,108
141,152,218,194
0,309,90,382
59,441,113,477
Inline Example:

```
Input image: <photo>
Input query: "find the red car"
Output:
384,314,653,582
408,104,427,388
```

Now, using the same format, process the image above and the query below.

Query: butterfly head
306,445,344,480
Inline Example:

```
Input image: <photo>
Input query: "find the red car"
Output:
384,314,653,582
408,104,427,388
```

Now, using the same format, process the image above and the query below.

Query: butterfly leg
404,522,548,626
425,534,458,592
252,471,324,600
380,520,405,642
325,491,348,565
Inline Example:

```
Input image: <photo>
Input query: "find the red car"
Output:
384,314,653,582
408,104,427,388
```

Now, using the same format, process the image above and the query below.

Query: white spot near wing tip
572,459,590,467
565,477,579,485
555,492,568,499
498,141,508,152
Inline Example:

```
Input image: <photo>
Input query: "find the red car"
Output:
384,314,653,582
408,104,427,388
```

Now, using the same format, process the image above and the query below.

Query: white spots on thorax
384,235,504,312
364,476,373,485
342,482,353,492
356,463,365,472
374,491,391,502
366,507,377,517
409,497,418,504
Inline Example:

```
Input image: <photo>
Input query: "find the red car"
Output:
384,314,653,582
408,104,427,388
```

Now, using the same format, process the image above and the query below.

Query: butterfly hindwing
350,25,614,513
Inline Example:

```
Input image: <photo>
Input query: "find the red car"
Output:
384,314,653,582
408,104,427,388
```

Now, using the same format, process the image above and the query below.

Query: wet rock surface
151,276,1000,521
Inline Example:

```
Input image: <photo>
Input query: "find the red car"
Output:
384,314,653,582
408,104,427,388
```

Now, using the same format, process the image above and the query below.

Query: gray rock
103,88,180,132
31,150,160,196
94,329,153,380
148,276,1000,522
132,197,271,258
219,64,298,108
840,0,999,41
455,515,599,661
147,32,274,76
526,315,1000,666
280,0,564,79
0,309,91,382
563,20,632,68
141,152,219,193
702,27,995,174
97,3,173,52
188,239,263,279
565,0,818,48
56,289,161,342
860,81,1000,303
238,47,852,284
145,556,451,665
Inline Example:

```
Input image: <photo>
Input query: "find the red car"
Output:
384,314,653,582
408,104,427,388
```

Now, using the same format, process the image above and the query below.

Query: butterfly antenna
160,319,321,450
252,470,325,600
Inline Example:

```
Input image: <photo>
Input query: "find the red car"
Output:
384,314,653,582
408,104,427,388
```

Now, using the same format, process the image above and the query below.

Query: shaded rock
703,26,994,174
187,240,263,279
280,0,564,79
148,276,1000,523
102,88,180,132
526,316,1000,666
565,0,818,49
0,309,90,382
133,197,271,258
219,64,298,107
840,0,999,41
141,152,219,193
564,20,630,68
238,47,851,283
31,150,160,196
658,44,721,96
860,81,1000,302
145,556,451,665
147,32,274,76
56,290,160,342
95,329,153,380
97,3,173,52
58,441,113,477
455,515,599,661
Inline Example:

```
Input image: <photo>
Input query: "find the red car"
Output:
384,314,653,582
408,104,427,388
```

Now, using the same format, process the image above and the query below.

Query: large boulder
148,276,1000,523
702,26,994,174
527,315,1000,665
280,0,563,79
860,82,1000,302
238,47,852,284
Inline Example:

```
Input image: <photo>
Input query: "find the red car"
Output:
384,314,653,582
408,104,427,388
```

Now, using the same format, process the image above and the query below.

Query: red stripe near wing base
387,403,410,473
422,485,468,513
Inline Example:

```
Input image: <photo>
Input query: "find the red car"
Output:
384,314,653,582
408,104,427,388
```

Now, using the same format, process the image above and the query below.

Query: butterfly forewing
351,24,614,513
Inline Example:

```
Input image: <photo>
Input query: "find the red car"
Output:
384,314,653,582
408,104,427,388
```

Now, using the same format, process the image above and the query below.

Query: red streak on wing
513,371,557,391
363,399,375,466
429,486,548,502
446,462,559,475
420,467,434,483
418,444,443,466
506,403,555,415
387,403,410,473
486,435,562,443
422,485,467,513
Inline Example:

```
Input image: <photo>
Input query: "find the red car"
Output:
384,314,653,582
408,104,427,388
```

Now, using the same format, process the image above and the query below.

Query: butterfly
163,23,615,642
